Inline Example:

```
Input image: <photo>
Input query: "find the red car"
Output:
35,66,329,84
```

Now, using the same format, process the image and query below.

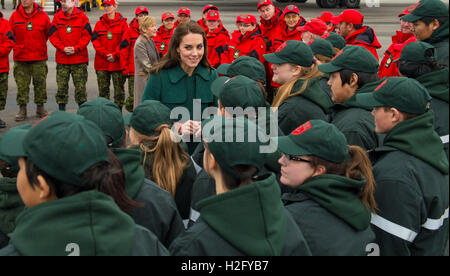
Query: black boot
0,118,6,128
59,103,66,111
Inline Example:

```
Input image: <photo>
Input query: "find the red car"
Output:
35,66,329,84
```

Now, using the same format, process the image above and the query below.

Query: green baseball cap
324,32,346,50
202,115,267,178
309,38,335,58
355,77,432,114
263,40,314,67
402,0,449,22
1,111,109,187
318,45,379,73
396,41,437,63
211,75,266,110
123,113,132,126
130,100,173,135
0,124,32,172
217,56,266,84
276,120,349,163
77,97,125,147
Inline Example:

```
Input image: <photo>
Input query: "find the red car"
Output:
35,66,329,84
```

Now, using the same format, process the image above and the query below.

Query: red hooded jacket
92,12,128,71
378,31,415,78
345,26,382,60
9,3,50,62
280,17,306,42
153,25,174,57
223,27,266,65
197,18,208,33
0,11,14,73
49,7,91,65
206,25,230,68
119,18,140,76
259,7,285,54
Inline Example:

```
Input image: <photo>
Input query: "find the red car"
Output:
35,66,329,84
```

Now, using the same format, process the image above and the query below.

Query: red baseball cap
297,18,328,36
101,0,116,6
135,6,149,16
283,5,300,16
162,11,175,21
178,7,191,16
257,0,274,10
205,10,220,21
398,5,416,18
333,9,364,25
317,11,334,23
203,4,218,14
236,14,257,24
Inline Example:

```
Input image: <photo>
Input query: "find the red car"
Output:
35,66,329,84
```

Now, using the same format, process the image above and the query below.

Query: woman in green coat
264,40,333,135
141,21,218,154
169,115,311,256
278,120,377,256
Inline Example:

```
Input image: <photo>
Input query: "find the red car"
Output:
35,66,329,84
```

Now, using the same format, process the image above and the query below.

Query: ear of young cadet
0,111,169,256
355,77,449,256
77,97,185,247
169,115,312,256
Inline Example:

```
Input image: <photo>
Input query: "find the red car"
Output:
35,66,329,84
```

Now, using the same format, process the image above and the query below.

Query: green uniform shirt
424,21,449,67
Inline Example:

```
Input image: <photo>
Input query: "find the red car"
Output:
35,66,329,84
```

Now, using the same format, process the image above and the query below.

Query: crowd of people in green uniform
0,0,448,256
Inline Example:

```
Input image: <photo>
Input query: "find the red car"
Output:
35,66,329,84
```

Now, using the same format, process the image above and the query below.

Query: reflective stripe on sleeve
422,208,449,231
441,135,449,144
371,214,417,243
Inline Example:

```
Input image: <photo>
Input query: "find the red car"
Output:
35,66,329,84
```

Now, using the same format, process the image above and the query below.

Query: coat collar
168,64,212,83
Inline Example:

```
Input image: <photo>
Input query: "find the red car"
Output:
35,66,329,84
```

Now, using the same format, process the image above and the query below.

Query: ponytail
271,63,323,107
137,125,190,197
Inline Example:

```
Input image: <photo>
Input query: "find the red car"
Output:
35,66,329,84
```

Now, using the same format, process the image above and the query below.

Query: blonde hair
130,125,189,197
271,63,323,107
139,16,156,33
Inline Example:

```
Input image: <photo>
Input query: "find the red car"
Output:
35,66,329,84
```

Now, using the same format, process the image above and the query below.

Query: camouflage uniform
56,63,88,105
13,60,48,105
0,72,7,110
124,75,134,112
96,70,126,108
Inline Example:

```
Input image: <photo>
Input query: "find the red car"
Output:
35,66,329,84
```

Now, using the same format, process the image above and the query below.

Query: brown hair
315,54,332,64
0,160,17,178
309,145,377,213
149,21,211,75
131,125,190,197
271,63,323,107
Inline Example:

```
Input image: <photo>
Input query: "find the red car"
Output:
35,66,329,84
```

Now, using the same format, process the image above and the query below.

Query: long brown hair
271,62,323,107
150,21,212,75
131,125,190,197
309,145,377,213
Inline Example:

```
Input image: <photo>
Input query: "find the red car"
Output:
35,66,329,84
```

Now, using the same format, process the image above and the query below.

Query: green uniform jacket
111,147,185,247
141,64,218,153
424,21,449,67
0,177,25,244
169,173,311,256
416,68,449,160
369,111,449,256
0,190,169,256
282,175,375,256
330,80,381,151
277,78,333,135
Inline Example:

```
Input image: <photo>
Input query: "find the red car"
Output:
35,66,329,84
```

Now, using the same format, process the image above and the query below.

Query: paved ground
0,0,433,133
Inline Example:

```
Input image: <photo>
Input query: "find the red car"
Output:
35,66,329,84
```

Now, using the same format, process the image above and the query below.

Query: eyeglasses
285,14,299,20
281,154,311,165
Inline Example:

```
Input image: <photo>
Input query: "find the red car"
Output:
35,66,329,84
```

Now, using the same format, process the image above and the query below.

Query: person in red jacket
280,4,306,42
333,9,381,60
9,0,50,121
0,10,14,128
378,5,416,78
257,0,284,54
298,18,328,45
205,10,229,68
317,11,336,33
119,6,148,112
197,4,218,33
154,11,175,57
223,14,266,65
174,7,190,28
92,0,128,109
49,0,92,112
